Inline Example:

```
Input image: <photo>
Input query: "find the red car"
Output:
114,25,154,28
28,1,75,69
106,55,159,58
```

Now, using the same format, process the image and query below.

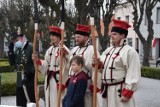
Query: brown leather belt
46,70,59,90
101,80,125,98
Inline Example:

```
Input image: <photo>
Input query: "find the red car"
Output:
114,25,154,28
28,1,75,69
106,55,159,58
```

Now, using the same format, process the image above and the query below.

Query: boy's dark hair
70,55,84,66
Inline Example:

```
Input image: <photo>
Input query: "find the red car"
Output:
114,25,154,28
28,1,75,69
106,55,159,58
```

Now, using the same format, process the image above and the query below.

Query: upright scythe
89,0,98,107
57,0,65,107
33,0,39,107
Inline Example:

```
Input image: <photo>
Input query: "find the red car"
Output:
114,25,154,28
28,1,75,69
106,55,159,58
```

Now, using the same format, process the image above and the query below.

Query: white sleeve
123,49,141,91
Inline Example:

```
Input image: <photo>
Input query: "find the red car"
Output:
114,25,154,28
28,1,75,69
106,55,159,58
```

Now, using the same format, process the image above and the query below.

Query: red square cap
112,19,131,30
48,26,61,35
75,24,90,36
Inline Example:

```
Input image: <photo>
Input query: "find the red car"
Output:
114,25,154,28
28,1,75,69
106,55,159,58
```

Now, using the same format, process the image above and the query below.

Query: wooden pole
33,0,39,106
57,22,65,107
90,17,98,107
33,23,39,107
57,1,65,106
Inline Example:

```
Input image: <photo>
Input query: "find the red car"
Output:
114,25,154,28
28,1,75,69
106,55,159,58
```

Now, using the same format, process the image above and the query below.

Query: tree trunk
142,3,154,66
0,33,5,58
130,0,159,67
99,14,112,52
65,31,71,48
143,42,150,66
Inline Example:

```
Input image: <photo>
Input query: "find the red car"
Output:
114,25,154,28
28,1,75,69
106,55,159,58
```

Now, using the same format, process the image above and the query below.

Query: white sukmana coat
38,45,70,107
100,41,141,107
70,44,101,107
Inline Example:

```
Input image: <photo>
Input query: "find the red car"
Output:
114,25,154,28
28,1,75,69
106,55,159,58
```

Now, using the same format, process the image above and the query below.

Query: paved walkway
0,96,45,107
1,77,160,107
134,77,160,107
1,96,16,106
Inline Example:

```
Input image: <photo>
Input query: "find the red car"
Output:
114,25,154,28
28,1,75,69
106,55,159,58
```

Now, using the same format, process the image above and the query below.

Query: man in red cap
93,19,141,107
32,26,70,107
68,24,101,107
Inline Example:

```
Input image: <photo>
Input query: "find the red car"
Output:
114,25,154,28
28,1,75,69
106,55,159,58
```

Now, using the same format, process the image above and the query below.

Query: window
127,38,132,46
117,17,121,20
125,15,129,23
157,7,160,24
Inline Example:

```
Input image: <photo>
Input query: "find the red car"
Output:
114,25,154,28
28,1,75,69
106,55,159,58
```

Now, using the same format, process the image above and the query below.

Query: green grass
1,72,16,84
0,59,45,83
0,72,45,84
0,61,9,66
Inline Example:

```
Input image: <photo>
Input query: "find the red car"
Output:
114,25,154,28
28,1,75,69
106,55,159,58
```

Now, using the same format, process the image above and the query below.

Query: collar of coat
22,41,29,50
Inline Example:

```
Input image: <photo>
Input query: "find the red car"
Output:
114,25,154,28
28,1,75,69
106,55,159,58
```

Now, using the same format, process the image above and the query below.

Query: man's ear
84,36,89,41
121,34,125,39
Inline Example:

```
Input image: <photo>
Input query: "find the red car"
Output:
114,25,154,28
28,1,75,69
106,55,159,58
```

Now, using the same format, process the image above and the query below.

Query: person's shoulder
102,46,113,54
77,71,88,81
28,43,33,48
87,45,94,50
124,45,138,54
125,45,136,51
27,41,36,48
107,46,114,50
24,41,32,49
71,46,79,52
47,46,54,50
63,45,70,52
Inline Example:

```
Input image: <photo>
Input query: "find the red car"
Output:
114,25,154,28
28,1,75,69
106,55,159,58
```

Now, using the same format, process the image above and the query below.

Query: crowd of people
8,19,141,107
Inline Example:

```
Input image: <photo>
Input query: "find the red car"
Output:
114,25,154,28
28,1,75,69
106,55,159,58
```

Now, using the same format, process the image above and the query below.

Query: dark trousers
16,85,35,107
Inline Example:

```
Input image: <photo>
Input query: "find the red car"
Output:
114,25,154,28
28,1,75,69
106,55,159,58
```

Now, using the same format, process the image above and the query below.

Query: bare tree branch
128,0,159,66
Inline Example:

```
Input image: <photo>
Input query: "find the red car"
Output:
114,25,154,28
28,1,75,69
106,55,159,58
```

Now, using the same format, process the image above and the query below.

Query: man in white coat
33,26,70,107
69,24,101,107
94,19,141,107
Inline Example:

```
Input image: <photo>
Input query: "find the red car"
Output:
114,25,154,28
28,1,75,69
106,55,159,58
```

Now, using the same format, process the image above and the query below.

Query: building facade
114,3,139,52
114,2,160,60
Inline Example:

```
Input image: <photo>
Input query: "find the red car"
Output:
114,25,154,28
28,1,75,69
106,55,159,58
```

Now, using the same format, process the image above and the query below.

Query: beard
50,39,59,46
76,40,86,46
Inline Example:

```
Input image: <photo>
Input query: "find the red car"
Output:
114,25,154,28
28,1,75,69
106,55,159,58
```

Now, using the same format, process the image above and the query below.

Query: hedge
1,83,16,96
1,81,45,96
0,66,15,73
0,59,8,62
141,66,160,79
0,59,15,73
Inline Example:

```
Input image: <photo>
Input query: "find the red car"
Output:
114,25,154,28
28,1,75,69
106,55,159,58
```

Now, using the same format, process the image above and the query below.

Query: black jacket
62,71,87,107
8,41,35,87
